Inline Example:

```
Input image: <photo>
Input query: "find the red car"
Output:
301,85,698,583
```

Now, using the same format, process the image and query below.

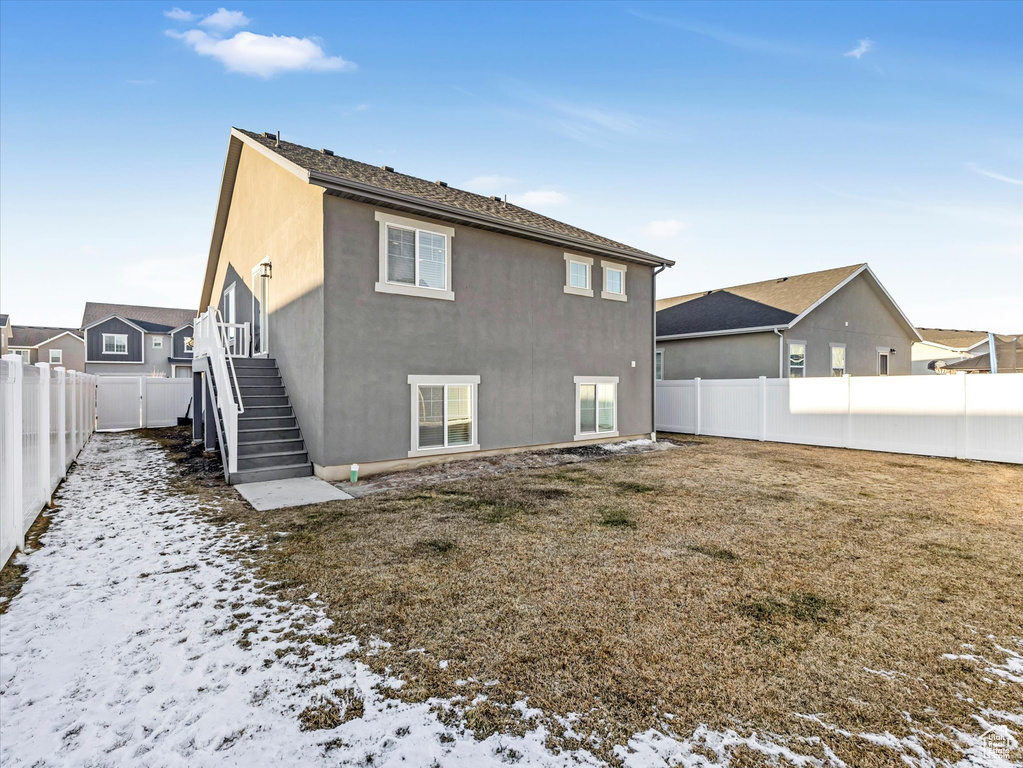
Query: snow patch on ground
601,438,654,452
1,432,1018,767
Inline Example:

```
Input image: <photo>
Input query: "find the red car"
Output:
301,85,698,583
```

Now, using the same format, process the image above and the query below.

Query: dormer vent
320,148,334,156
381,165,394,172
435,180,448,187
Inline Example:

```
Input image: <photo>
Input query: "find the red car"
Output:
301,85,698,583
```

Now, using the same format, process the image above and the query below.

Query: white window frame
830,343,846,377
48,349,62,364
407,374,480,457
655,348,664,381
103,333,129,355
563,253,594,297
376,211,455,301
574,375,619,441
152,336,163,349
600,259,628,301
788,340,806,378
876,347,890,376
12,349,31,363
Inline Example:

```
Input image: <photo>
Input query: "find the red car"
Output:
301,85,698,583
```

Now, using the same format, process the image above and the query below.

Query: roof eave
308,170,672,268
657,325,788,341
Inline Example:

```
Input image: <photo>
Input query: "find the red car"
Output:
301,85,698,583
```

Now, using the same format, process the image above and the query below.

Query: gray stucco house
82,302,196,377
6,325,85,370
194,127,672,483
656,264,920,380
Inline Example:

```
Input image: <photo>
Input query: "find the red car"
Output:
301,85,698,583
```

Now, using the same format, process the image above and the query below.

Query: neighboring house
0,314,11,355
195,127,672,482
6,325,86,370
942,334,1022,374
81,302,196,377
912,328,989,374
655,264,920,380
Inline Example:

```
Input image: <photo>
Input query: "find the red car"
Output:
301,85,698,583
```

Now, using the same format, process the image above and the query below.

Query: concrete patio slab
235,476,352,511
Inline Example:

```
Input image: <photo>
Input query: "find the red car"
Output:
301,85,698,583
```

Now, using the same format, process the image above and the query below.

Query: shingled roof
657,264,879,337
237,128,667,263
10,326,82,347
0,314,9,327
916,328,989,350
81,303,196,334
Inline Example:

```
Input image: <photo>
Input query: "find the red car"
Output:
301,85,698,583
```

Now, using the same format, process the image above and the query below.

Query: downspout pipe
774,328,785,378
652,264,667,439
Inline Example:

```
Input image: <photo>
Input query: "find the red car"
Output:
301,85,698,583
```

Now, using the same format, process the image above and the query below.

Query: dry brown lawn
162,430,1023,765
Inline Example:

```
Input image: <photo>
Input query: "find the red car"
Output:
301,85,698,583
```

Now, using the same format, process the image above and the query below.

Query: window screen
387,226,416,285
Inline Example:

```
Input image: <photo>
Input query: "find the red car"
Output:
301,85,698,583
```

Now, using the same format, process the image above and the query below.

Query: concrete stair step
237,438,306,457
232,463,313,484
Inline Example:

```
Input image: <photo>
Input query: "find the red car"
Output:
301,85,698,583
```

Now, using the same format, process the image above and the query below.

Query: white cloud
163,7,196,21
199,7,249,31
167,29,356,78
509,190,569,207
845,39,873,59
966,162,1023,186
642,219,687,238
461,175,519,195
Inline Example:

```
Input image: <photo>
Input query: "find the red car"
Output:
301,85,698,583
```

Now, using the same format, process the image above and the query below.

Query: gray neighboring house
195,127,673,482
656,264,920,380
0,314,11,355
6,325,85,370
82,303,196,377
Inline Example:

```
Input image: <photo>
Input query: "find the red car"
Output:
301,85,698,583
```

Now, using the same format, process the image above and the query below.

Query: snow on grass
1,432,1017,767
601,439,654,452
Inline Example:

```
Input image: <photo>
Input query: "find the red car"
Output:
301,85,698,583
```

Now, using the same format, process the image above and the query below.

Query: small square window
49,349,63,365
600,260,628,301
570,261,589,289
564,253,594,297
152,337,163,349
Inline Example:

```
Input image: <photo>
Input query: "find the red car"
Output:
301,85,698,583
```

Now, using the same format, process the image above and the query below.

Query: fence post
69,372,78,458
2,354,26,552
955,373,968,460
54,367,66,476
758,376,767,441
35,363,51,506
694,377,702,436
844,374,853,449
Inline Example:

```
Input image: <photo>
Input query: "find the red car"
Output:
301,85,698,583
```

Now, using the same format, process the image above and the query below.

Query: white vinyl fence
96,376,192,431
656,374,1023,464
1,356,97,567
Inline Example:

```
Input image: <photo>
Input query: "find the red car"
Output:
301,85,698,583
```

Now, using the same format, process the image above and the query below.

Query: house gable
85,316,144,364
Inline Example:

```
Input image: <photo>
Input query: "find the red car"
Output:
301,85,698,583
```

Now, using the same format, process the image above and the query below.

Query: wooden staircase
228,358,312,484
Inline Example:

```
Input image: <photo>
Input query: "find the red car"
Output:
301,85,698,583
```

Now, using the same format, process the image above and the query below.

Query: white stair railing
194,307,247,477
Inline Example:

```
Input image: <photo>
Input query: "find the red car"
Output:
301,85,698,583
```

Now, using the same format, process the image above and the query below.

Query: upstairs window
103,334,128,355
830,344,846,376
601,260,628,301
788,342,806,378
152,337,163,349
564,253,594,297
376,212,455,301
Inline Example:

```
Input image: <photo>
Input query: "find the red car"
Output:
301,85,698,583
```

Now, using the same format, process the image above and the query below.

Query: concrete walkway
235,475,351,511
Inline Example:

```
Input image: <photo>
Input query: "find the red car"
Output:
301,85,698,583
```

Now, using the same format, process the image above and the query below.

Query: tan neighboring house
6,324,85,370
941,334,1022,374
912,328,989,374
656,264,920,380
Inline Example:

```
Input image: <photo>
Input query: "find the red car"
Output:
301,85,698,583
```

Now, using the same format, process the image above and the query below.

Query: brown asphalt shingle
237,128,664,263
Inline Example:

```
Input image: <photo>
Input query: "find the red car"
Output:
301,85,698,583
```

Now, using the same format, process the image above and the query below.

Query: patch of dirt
141,425,226,483
0,506,55,613
339,438,678,497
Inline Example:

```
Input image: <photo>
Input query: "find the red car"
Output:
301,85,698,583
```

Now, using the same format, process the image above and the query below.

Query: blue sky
1,1,1020,330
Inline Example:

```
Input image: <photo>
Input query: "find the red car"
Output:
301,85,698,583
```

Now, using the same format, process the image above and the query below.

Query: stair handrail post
195,306,244,477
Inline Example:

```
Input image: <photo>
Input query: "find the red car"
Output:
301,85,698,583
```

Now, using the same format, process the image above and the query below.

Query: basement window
575,376,618,440
408,375,480,457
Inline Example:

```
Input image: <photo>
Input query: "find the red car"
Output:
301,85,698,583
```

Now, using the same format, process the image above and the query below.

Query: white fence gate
1,356,97,567
96,376,192,431
656,374,1023,464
